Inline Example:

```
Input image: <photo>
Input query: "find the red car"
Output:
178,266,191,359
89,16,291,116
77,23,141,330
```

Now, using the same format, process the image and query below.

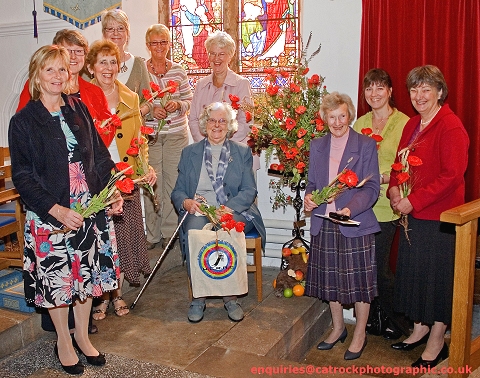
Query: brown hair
406,65,448,105
85,39,121,73
362,68,396,108
52,29,89,54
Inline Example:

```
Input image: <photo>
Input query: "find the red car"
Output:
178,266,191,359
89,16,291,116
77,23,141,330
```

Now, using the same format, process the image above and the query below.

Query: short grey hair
320,91,356,125
199,102,238,138
205,31,236,58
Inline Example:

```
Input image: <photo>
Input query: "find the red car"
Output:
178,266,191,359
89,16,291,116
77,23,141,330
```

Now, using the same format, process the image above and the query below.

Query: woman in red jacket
388,65,469,368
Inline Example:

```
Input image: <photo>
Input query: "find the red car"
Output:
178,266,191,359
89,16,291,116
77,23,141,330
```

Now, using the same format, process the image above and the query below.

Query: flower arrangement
199,204,246,234
241,33,329,210
311,168,371,205
391,146,423,243
360,128,384,149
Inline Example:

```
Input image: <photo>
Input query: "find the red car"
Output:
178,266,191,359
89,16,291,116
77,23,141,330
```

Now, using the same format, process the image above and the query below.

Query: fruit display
274,240,308,298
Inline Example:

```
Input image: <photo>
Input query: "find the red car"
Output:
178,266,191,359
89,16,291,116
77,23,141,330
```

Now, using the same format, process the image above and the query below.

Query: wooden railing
440,198,480,377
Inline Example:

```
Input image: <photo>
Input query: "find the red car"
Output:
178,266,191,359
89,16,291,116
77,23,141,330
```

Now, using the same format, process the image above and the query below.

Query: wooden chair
0,147,24,269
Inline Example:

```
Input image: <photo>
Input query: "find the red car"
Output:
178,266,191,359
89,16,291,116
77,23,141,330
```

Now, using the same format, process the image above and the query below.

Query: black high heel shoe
317,328,348,350
54,343,84,375
71,336,106,366
344,335,368,360
411,342,449,368
391,331,430,351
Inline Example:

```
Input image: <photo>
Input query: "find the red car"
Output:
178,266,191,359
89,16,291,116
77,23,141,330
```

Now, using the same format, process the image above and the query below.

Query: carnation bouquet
241,33,329,210
311,168,371,205
199,204,246,235
391,146,423,243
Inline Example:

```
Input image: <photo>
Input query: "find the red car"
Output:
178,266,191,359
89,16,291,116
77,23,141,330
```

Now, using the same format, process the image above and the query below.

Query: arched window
159,0,300,90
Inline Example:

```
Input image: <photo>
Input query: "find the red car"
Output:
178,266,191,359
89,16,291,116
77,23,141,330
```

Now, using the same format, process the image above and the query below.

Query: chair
187,228,263,302
0,147,24,269
245,227,263,302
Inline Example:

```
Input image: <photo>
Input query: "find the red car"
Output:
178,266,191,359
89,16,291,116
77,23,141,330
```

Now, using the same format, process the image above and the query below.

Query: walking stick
130,195,206,309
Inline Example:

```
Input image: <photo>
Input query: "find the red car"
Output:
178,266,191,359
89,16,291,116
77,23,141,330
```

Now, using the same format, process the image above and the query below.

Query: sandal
92,300,109,321
112,296,129,317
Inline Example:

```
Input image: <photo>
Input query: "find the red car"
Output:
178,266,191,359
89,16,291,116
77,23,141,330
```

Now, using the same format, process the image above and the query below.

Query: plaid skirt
305,220,377,304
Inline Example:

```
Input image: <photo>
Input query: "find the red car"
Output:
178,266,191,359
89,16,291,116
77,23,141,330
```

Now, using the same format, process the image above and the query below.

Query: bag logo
198,240,237,279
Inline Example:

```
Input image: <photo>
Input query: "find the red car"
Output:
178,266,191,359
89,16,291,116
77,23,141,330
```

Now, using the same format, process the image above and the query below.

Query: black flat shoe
54,343,84,375
411,342,448,368
391,332,430,351
71,336,106,366
383,327,403,340
344,336,368,360
317,328,348,350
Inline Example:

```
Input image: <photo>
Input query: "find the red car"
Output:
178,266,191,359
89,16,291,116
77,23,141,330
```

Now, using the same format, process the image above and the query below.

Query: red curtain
358,0,480,201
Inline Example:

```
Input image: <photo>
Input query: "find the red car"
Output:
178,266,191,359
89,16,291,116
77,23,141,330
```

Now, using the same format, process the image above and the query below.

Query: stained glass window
169,0,299,90
239,0,299,92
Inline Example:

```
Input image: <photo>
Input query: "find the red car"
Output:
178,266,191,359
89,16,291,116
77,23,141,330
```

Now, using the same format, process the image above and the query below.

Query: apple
282,247,292,257
277,163,285,171
270,163,279,170
295,270,304,281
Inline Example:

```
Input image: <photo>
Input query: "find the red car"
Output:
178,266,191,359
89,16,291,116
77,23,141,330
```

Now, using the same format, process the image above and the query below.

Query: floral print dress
23,111,119,308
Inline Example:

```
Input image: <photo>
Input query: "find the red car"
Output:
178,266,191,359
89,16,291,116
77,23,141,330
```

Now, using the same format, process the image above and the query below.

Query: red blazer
16,77,111,123
388,104,469,220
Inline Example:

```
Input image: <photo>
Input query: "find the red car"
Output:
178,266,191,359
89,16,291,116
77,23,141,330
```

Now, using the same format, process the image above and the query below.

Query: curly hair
320,91,356,125
199,102,238,138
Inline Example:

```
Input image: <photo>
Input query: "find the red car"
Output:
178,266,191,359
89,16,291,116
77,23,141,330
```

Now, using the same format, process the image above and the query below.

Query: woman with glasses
101,9,151,117
188,31,258,169
143,24,193,251
172,102,265,323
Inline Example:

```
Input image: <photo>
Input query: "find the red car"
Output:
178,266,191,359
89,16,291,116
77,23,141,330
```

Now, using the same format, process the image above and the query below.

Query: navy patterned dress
23,111,119,308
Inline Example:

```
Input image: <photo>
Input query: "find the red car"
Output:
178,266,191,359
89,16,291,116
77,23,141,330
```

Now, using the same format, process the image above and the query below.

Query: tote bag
188,226,247,298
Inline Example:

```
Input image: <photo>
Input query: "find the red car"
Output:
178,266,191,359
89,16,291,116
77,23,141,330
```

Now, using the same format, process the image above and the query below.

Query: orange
292,284,305,296
272,278,277,288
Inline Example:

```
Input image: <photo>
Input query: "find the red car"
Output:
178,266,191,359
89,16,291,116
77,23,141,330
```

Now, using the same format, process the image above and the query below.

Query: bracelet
380,174,384,184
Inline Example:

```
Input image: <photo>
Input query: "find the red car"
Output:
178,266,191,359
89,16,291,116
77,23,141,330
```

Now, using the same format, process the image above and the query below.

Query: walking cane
130,195,206,309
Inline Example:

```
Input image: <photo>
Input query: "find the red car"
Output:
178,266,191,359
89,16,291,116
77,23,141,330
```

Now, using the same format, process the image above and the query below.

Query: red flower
407,156,423,166
296,139,304,148
396,172,410,185
229,94,240,102
245,111,252,123
339,169,359,187
266,85,279,96
220,213,234,222
130,137,144,147
391,162,404,171
149,82,160,92
289,83,301,93
142,89,153,101
231,102,240,110
274,109,284,120
166,80,178,93
235,222,245,232
285,148,298,159
285,117,296,130
141,126,155,135
296,161,306,172
361,128,373,136
297,128,307,138
115,178,135,193
371,134,383,142
295,105,307,115
110,114,122,127
251,126,259,136
279,69,290,78
300,67,309,75
126,146,139,156
308,74,320,87
116,162,134,175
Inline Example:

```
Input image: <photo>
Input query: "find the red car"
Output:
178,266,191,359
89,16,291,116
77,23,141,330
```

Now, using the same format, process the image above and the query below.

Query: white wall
0,0,362,270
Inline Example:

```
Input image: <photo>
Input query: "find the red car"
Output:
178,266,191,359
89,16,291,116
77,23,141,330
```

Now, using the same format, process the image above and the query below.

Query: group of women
305,66,468,367
8,6,468,374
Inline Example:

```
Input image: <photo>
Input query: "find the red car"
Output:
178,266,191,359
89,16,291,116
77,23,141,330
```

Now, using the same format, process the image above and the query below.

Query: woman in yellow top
353,68,409,340
86,39,157,319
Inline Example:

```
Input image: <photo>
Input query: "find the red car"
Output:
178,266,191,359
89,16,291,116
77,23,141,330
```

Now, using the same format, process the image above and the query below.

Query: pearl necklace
420,106,442,126
104,83,116,97
149,59,168,78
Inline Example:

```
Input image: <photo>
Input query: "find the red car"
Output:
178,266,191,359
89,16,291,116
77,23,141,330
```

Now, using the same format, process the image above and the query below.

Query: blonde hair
28,45,70,101
85,39,121,73
145,24,171,43
205,31,236,58
101,9,130,43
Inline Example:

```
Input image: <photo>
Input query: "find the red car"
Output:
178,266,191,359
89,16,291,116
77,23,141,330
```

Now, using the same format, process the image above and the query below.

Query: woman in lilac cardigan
304,92,380,361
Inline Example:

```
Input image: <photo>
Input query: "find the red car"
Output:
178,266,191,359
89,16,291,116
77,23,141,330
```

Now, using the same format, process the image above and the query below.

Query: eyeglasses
207,118,228,126
66,49,85,56
148,41,169,47
104,26,126,34
208,52,227,59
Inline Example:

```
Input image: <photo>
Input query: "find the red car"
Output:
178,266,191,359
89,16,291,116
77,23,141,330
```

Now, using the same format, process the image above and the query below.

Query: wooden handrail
440,200,480,377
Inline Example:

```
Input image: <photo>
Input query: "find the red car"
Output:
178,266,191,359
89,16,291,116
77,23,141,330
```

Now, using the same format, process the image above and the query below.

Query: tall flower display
242,34,328,210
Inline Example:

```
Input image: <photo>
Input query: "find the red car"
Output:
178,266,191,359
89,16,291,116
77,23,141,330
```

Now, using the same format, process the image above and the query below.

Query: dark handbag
366,300,388,336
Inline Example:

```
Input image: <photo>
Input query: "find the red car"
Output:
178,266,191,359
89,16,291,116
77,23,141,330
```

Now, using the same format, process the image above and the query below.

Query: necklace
372,109,392,133
149,59,168,78
104,83,116,97
120,52,129,73
420,106,442,126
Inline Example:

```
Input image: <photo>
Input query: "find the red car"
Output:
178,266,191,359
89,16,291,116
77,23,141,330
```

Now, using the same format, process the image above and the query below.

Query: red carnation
115,162,134,175
235,222,245,233
407,156,423,166
396,172,410,185
115,178,134,193
391,162,404,171
149,82,160,92
339,169,359,187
